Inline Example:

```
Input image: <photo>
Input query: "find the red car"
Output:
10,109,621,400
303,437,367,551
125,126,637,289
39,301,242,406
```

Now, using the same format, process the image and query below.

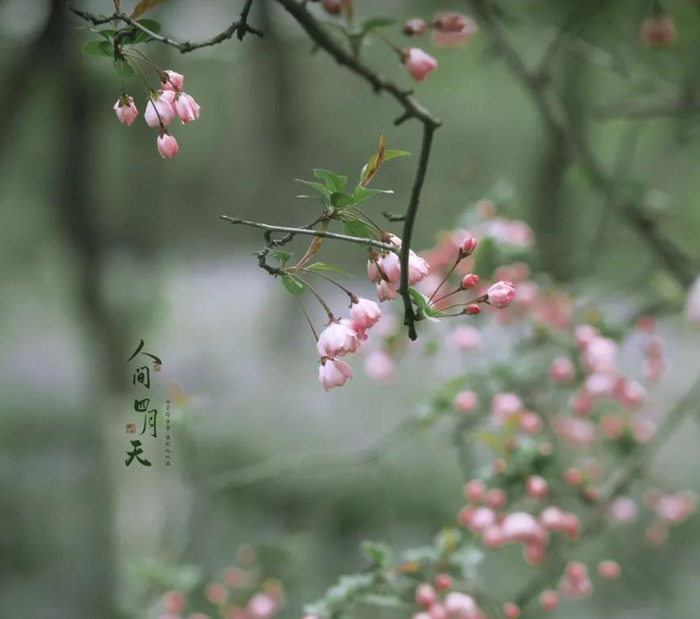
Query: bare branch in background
466,0,698,288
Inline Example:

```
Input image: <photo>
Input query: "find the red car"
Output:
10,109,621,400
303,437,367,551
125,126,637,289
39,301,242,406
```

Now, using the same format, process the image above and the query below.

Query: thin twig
219,215,396,251
465,0,698,288
69,0,262,52
275,0,441,340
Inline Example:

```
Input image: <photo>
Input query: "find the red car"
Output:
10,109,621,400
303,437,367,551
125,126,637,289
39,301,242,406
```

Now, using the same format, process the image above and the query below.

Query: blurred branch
275,0,441,340
69,0,262,51
596,95,700,120
466,0,698,289
220,215,396,251
206,417,419,494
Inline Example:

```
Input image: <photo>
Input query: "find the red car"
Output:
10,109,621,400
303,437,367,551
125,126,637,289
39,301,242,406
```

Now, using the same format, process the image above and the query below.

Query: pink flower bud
482,524,505,548
548,356,574,382
450,325,482,351
503,603,520,619
317,321,360,358
523,543,545,565
519,411,542,434
491,392,522,424
583,336,617,373
607,497,638,523
485,488,507,510
502,512,548,545
205,583,227,604
175,92,201,124
464,479,486,503
428,604,448,619
376,279,397,302
223,566,247,587
163,591,185,613
416,583,437,607
598,560,621,580
460,235,478,256
454,390,479,413
434,574,452,591
113,95,139,126
321,0,342,15
367,259,381,283
444,593,476,618
402,48,438,82
350,297,382,330
403,18,427,36
461,273,480,289
161,69,184,91
526,476,548,500
432,12,478,48
464,304,481,315
434,12,471,33
364,350,395,383
641,13,676,47
552,416,596,447
145,90,176,127
318,358,353,390
157,132,179,158
486,280,516,309
539,590,558,612
248,593,277,619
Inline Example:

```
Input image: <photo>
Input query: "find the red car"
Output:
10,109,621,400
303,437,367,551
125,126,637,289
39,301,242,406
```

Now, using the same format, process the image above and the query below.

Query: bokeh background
2,0,700,617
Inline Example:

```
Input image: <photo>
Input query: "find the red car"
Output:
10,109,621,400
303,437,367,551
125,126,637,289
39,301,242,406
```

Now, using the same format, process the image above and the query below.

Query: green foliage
280,274,305,297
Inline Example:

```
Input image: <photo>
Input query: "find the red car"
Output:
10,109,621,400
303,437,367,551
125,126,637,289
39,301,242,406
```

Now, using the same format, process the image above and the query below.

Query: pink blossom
616,378,646,409
519,411,542,434
482,524,505,548
416,583,437,607
548,356,574,382
501,512,548,545
653,492,696,524
205,583,227,604
367,259,381,284
157,132,179,159
585,372,617,397
145,90,176,127
641,13,676,47
598,560,621,579
432,12,478,48
552,416,596,447
318,358,353,390
464,304,481,315
583,336,617,373
377,252,401,284
526,476,548,500
428,604,448,619
539,590,558,611
175,92,201,124
113,95,139,126
321,0,342,15
376,280,397,302
317,321,360,358
454,390,479,413
463,506,495,532
450,326,482,351
460,235,478,256
161,69,184,91
364,350,396,383
607,497,638,523
485,488,507,510
460,273,479,289
443,592,477,618
403,48,438,82
574,324,599,348
486,280,516,308
408,251,430,284
434,574,452,591
248,594,276,619
350,297,382,330
491,392,523,424
163,591,185,613
502,603,520,619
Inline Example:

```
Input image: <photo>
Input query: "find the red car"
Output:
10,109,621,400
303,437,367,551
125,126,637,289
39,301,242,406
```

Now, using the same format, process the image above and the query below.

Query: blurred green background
2,0,700,617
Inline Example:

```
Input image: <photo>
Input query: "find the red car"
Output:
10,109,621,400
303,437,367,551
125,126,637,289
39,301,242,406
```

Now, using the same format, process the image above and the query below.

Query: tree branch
274,0,441,340
219,215,396,251
466,0,698,288
69,0,262,51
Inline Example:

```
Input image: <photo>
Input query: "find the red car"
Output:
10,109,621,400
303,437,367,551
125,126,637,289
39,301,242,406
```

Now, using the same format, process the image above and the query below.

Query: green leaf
281,274,305,297
269,249,292,267
384,149,411,161
314,169,348,192
307,262,353,277
360,17,397,35
82,40,113,57
112,58,135,78
133,19,162,43
295,179,332,199
330,192,354,208
361,540,393,569
342,219,373,239
352,186,394,205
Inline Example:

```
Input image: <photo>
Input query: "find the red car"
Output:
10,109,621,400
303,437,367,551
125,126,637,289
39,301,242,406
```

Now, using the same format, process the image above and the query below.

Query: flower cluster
157,545,282,619
114,69,201,158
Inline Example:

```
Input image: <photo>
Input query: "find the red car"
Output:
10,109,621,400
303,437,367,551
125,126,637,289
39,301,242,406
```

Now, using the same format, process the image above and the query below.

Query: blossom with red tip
403,18,427,36
402,48,438,82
